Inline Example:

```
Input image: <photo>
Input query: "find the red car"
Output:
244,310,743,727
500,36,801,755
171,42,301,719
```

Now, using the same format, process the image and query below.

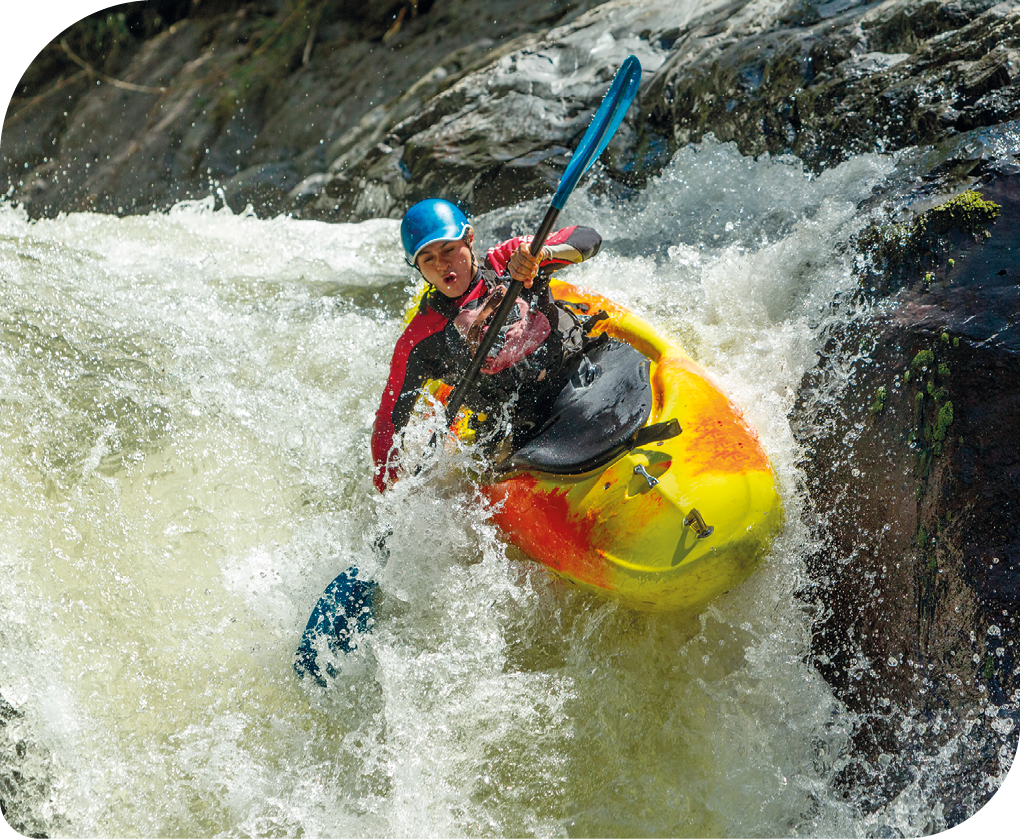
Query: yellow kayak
296,279,782,681
475,279,783,611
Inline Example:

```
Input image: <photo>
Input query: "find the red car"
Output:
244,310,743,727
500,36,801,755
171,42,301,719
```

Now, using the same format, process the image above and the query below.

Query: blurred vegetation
13,1,433,102
15,2,191,98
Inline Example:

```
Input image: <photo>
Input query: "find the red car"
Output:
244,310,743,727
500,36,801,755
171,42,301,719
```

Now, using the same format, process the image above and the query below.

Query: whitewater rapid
0,139,1015,837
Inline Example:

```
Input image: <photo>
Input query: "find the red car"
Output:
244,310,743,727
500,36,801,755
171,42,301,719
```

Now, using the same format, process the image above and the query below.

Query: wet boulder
791,167,1020,819
9,0,1017,223
1,0,615,220
221,160,301,215
303,7,675,221
643,0,1020,172
302,0,1020,221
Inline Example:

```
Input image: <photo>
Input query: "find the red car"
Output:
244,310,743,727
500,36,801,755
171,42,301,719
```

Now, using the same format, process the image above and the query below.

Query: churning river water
1,131,1017,836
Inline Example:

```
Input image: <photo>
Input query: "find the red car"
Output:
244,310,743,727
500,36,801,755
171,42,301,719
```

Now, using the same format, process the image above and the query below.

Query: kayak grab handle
684,508,714,539
631,418,681,447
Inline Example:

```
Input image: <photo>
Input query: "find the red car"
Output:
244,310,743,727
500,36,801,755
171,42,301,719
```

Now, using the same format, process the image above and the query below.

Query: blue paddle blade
294,566,378,685
551,54,642,210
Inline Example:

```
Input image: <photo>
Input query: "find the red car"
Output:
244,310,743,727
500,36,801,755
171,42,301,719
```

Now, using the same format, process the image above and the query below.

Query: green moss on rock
933,401,954,444
856,190,1003,295
924,190,1001,236
870,385,887,416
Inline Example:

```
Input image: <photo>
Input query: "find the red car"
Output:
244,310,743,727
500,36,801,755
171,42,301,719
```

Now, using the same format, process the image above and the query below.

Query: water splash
0,134,1011,837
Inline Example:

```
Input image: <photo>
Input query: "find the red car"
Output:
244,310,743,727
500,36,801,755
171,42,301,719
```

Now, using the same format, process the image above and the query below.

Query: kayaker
371,198,602,492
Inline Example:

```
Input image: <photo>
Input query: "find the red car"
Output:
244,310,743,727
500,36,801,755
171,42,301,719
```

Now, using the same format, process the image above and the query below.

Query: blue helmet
400,199,470,266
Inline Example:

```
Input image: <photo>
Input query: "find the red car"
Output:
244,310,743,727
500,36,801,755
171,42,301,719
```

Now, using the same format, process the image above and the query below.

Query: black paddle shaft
442,205,561,425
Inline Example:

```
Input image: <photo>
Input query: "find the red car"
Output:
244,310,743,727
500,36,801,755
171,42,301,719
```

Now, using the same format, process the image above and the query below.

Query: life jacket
427,265,586,447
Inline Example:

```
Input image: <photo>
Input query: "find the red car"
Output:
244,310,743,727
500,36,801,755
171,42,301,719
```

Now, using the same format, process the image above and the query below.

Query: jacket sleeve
370,315,446,492
485,226,601,276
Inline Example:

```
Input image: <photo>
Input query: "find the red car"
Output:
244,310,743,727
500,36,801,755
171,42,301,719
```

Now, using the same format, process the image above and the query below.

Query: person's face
416,230,475,298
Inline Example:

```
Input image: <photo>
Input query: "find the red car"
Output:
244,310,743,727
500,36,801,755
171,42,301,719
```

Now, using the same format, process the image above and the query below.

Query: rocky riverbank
4,2,1020,223
1,0,613,219
3,0,1019,828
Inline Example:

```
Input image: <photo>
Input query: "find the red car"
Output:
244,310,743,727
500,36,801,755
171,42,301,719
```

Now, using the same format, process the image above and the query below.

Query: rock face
307,0,677,221
3,0,1020,827
7,1,1020,223
645,0,1020,171
793,174,1020,820
311,0,1020,220
1,0,613,218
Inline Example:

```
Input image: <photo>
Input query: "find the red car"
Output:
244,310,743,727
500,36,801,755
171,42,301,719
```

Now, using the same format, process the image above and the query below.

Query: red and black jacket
371,225,601,491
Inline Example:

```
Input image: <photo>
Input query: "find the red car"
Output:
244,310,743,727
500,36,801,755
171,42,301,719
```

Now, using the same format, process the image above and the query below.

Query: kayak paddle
294,55,642,680
441,54,642,425
294,566,376,685
293,529,389,684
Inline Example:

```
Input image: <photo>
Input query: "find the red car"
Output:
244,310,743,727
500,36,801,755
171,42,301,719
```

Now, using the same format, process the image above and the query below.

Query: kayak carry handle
632,418,681,447
684,508,714,539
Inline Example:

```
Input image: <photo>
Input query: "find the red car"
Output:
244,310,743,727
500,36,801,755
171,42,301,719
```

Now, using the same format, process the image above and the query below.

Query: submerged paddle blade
551,54,642,210
294,566,377,685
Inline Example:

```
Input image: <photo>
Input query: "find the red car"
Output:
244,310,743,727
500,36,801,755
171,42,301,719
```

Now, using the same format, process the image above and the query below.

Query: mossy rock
856,189,1003,295
922,190,1001,236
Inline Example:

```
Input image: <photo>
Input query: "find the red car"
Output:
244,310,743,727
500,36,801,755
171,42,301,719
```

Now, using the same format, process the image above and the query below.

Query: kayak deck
479,280,783,612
